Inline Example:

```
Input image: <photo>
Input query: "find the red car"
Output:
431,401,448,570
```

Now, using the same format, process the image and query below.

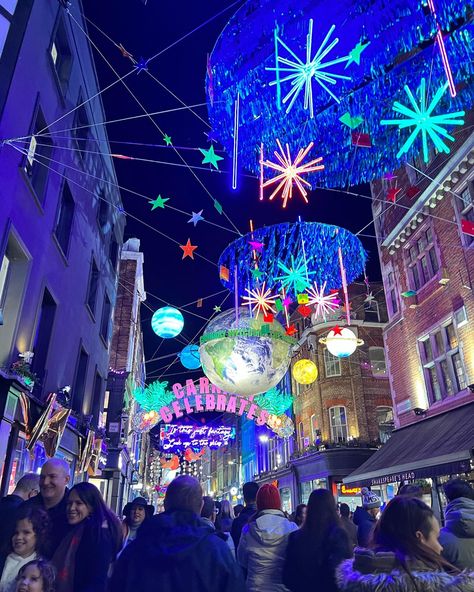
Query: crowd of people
0,458,472,592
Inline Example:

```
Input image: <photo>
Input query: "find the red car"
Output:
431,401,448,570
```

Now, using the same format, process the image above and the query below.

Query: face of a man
40,461,69,509
130,505,146,527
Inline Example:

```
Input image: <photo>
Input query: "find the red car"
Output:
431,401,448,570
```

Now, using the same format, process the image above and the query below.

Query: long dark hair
372,496,457,573
302,489,340,543
8,506,51,557
69,482,122,555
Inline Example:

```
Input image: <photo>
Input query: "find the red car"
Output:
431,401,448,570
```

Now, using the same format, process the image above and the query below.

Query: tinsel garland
133,380,175,412
255,387,294,415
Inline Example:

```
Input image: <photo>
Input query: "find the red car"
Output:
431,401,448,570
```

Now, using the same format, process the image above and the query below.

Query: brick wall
109,259,138,370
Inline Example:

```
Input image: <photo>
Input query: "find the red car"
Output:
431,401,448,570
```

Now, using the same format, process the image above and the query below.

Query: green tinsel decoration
133,380,175,412
255,387,293,416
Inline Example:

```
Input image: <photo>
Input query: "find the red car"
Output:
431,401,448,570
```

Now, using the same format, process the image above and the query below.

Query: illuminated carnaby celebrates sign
157,376,270,426
160,424,236,453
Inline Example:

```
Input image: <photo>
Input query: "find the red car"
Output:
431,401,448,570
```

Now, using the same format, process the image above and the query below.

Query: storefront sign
160,424,236,453
371,471,415,486
340,485,361,495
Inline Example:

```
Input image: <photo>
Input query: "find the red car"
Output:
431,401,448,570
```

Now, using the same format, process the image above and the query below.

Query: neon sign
160,424,236,453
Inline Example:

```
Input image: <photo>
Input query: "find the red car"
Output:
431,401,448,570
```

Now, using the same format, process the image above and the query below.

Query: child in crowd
0,508,50,592
15,560,55,592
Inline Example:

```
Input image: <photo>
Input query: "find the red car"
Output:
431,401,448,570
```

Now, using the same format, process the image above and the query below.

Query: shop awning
344,402,474,486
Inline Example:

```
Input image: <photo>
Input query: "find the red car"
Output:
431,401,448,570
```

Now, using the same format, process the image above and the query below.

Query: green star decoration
275,256,315,295
381,79,465,163
345,41,371,69
255,387,294,416
163,134,172,146
200,145,224,170
213,305,221,313
133,380,174,412
149,195,169,210
251,268,263,280
339,112,364,129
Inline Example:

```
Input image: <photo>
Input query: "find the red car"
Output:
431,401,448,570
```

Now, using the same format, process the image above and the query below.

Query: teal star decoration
255,387,294,416
199,145,224,170
213,200,223,215
149,195,169,210
345,41,371,69
133,381,174,412
187,210,204,226
213,305,221,313
251,268,263,280
163,134,172,146
339,112,364,129
275,256,315,295
381,79,465,163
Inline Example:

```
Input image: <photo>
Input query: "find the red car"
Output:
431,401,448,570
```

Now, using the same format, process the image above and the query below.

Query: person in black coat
283,489,352,592
52,482,122,592
0,473,39,549
355,488,381,547
231,482,259,549
109,476,245,592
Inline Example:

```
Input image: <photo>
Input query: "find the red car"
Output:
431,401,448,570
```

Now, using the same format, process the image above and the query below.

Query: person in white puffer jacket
237,484,297,592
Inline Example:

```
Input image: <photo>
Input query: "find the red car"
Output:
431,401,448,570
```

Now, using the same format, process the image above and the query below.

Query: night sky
82,0,380,383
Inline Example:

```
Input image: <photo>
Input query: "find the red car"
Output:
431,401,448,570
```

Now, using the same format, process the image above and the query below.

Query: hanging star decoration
149,195,169,210
345,40,371,68
339,112,364,129
381,79,465,163
267,20,352,116
180,239,198,259
248,241,264,252
163,134,172,146
275,256,315,295
187,210,205,226
255,387,294,416
133,381,174,412
306,281,340,321
364,292,375,305
251,268,263,280
261,139,324,208
199,145,224,170
213,305,221,313
242,282,278,317
135,57,149,73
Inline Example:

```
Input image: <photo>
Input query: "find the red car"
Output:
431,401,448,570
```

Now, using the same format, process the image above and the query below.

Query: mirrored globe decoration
151,306,184,338
132,409,160,433
292,358,318,384
319,326,364,358
266,413,295,438
179,344,202,370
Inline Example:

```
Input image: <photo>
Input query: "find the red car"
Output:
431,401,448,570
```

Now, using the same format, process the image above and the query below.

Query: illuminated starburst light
380,79,465,163
306,281,340,321
267,20,351,117
261,140,324,208
275,256,315,295
242,282,278,317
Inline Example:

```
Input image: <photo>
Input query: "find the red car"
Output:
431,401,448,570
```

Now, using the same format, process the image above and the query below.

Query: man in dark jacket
339,503,358,548
354,488,381,547
439,478,474,570
0,472,39,547
109,476,245,592
231,481,259,548
22,458,71,556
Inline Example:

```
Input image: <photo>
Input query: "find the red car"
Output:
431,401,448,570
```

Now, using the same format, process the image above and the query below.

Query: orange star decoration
180,239,198,260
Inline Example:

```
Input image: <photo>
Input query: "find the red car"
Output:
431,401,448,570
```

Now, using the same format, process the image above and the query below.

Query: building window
310,414,319,443
72,98,91,156
54,181,75,256
86,258,99,315
369,347,387,376
100,292,111,343
50,16,72,95
385,267,399,317
364,300,380,322
456,184,474,247
109,233,119,271
0,253,11,318
406,227,440,291
97,191,110,234
298,422,304,450
329,406,348,442
91,370,103,424
24,106,53,202
0,0,16,58
376,407,394,443
419,321,468,403
73,347,89,413
30,288,57,389
324,348,341,377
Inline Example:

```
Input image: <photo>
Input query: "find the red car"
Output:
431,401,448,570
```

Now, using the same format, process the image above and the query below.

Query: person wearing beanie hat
238,484,298,591
121,497,154,547
356,487,381,548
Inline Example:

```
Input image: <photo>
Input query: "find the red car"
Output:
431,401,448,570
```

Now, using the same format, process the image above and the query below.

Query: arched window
329,406,348,442
310,414,319,442
376,407,394,443
298,421,304,450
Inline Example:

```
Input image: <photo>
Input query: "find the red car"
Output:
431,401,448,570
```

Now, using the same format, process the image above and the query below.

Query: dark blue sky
82,0,380,381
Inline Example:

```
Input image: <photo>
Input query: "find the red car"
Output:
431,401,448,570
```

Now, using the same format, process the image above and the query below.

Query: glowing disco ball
292,359,318,385
319,327,364,358
199,307,294,396
179,344,201,370
151,307,184,338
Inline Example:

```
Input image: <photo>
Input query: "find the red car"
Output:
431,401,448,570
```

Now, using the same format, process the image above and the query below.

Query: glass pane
388,271,394,286
422,339,433,362
418,234,427,252
428,366,442,401
452,353,467,391
426,228,433,243
439,359,454,396
434,332,445,356
0,0,17,14
412,265,420,290
390,289,398,314
409,246,418,262
429,248,439,274
420,256,429,282
445,323,457,349
460,188,473,209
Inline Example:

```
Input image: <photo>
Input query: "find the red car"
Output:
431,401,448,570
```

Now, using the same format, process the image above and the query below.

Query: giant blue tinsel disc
206,0,473,187
219,221,366,298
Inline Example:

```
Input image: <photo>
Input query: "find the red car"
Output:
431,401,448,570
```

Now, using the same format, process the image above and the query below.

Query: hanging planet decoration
199,307,295,396
255,387,294,415
319,326,364,358
206,0,474,188
179,344,202,370
151,306,184,338
292,359,318,385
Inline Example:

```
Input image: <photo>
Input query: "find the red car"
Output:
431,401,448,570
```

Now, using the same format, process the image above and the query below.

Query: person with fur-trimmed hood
439,478,474,570
337,496,474,592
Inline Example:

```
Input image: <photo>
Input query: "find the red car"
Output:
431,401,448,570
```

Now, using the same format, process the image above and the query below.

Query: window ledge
411,270,444,303
51,233,69,266
19,166,45,214
99,334,109,350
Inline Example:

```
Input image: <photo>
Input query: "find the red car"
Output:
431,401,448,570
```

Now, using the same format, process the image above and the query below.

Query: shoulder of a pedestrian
443,497,474,537
0,494,23,509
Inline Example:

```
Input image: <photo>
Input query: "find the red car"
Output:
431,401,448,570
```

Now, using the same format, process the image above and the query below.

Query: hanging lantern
319,326,364,358
292,359,318,385
151,306,184,338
